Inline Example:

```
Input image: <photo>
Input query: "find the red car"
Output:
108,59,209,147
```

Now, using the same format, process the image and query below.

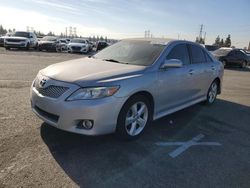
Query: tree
0,25,7,35
195,37,204,44
219,39,224,47
47,31,55,36
224,34,231,47
100,36,104,41
214,35,220,46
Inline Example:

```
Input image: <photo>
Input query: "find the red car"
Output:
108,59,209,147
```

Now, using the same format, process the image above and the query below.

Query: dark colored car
38,36,66,52
96,41,108,51
212,48,250,68
205,45,219,52
0,36,7,47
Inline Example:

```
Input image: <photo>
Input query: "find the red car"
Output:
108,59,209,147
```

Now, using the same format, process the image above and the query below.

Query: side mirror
160,59,183,69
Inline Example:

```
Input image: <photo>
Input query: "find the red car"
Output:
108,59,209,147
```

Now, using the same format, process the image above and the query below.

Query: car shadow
40,99,250,187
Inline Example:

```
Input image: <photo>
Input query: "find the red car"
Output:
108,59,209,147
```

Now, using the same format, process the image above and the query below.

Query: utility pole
69,26,72,38
204,32,206,44
65,27,67,37
73,27,76,37
199,24,203,41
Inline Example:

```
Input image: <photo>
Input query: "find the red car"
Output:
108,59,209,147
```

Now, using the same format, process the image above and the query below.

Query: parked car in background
0,35,9,47
205,45,219,52
96,41,108,51
212,47,250,68
4,31,38,50
31,38,223,140
67,38,91,53
38,36,67,52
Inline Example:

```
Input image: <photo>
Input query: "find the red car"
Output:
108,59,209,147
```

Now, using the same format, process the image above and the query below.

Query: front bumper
5,41,27,48
30,79,126,135
68,46,88,53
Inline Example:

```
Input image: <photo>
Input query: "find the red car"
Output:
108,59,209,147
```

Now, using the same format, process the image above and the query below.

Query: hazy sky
0,0,249,47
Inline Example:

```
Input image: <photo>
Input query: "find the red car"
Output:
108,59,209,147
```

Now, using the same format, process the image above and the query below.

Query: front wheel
26,43,30,51
116,95,152,140
204,81,218,105
222,60,227,67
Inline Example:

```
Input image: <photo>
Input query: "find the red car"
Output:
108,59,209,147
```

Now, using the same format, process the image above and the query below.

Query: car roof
122,38,176,45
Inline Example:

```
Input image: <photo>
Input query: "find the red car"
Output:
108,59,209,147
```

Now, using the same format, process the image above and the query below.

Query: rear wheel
5,47,10,50
204,81,218,105
116,95,152,140
241,61,247,68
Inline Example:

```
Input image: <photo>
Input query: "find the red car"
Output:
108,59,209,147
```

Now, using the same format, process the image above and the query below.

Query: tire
34,43,38,50
204,81,218,105
241,61,247,68
116,95,152,140
5,47,10,50
26,43,30,51
222,60,227,67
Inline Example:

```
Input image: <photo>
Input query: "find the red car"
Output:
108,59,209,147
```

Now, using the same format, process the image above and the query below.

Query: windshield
41,36,57,41
70,39,86,43
94,40,165,66
13,32,29,38
213,48,232,56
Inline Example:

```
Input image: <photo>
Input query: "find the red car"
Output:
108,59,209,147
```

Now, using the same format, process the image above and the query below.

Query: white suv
4,31,38,50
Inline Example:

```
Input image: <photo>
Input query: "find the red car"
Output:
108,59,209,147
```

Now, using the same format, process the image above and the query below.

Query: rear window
204,50,213,62
189,45,206,64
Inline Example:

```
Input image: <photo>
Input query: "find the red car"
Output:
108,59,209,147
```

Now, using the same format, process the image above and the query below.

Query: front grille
6,39,24,42
71,46,81,51
34,79,69,98
34,105,59,123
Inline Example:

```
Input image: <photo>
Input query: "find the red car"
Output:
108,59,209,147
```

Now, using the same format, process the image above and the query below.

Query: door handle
189,69,194,75
211,66,216,71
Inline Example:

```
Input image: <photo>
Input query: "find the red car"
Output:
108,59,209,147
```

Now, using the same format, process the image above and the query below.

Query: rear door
188,44,210,98
227,50,237,64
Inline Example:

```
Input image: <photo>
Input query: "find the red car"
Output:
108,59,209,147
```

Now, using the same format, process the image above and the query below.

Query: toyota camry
30,38,223,140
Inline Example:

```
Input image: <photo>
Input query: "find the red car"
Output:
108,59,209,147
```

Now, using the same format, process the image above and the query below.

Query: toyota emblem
39,78,47,88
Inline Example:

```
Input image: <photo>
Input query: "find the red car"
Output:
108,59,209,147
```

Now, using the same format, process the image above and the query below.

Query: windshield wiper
103,59,128,64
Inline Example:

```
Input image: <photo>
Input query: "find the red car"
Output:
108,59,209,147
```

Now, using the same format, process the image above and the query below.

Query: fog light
77,120,93,129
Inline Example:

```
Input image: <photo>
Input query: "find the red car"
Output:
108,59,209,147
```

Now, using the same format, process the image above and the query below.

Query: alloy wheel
125,102,148,136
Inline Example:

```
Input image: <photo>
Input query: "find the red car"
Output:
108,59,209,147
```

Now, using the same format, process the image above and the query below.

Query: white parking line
156,134,222,158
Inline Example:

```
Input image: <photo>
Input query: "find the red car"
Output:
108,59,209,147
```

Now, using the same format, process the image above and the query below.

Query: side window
228,51,235,56
166,44,190,65
189,45,206,64
203,50,213,62
236,51,244,57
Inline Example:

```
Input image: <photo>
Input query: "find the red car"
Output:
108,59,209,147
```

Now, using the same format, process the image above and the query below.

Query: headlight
66,86,120,101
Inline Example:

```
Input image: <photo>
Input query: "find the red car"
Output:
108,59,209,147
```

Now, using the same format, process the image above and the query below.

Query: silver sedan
30,38,224,140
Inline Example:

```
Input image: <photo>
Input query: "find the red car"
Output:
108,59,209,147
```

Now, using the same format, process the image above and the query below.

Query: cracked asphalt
0,48,250,188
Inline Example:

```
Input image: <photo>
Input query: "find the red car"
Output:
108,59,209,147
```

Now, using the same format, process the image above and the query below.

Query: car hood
7,36,28,40
39,41,56,44
40,58,146,86
68,43,86,47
